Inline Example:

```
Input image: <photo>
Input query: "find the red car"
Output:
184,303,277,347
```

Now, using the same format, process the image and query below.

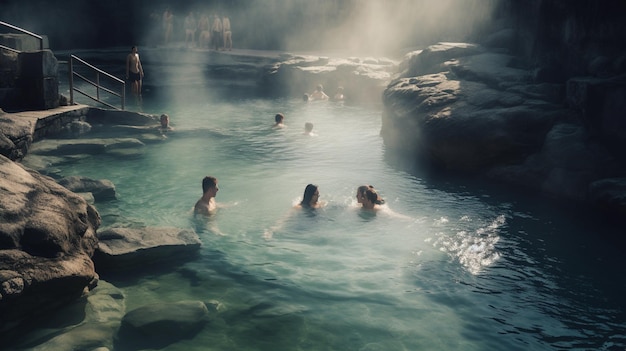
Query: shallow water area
15,77,626,350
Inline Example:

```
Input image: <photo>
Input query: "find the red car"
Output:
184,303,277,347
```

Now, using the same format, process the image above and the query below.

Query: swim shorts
128,71,141,82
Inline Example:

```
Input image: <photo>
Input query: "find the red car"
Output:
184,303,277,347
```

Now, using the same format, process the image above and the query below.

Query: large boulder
93,227,202,272
381,41,626,218
0,154,101,336
115,300,209,350
382,51,563,171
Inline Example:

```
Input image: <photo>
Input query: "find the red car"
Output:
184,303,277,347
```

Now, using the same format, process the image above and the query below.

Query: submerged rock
57,175,117,202
115,300,209,350
16,280,126,351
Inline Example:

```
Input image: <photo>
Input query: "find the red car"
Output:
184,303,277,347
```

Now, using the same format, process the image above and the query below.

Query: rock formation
93,227,202,272
381,41,625,218
0,154,101,336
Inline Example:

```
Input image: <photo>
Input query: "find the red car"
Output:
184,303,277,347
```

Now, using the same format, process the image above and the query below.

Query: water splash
434,214,504,275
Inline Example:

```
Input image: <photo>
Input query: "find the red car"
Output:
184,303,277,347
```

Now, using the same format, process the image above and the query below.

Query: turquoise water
23,79,626,350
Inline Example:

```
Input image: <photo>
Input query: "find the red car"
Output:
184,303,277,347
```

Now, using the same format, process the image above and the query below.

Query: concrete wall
0,34,58,111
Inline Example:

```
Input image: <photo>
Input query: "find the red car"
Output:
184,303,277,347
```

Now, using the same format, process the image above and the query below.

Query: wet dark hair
365,187,385,205
305,122,313,132
357,185,372,198
275,113,284,123
202,176,218,193
160,114,169,126
300,184,319,208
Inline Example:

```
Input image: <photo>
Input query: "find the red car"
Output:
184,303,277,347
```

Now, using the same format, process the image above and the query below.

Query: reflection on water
13,86,626,350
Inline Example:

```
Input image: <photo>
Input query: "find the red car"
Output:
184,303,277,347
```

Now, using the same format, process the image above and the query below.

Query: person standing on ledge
126,46,144,97
198,13,211,49
163,7,173,45
184,11,197,48
194,176,219,216
222,14,232,51
211,13,223,50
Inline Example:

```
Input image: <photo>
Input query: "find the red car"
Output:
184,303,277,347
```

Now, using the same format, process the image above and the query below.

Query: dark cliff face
491,0,626,79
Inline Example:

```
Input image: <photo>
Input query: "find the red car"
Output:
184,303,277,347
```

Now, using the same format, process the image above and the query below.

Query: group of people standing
162,7,232,50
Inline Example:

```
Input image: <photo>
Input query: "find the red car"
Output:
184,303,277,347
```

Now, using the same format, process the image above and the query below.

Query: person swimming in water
264,183,324,239
299,184,321,209
356,185,385,210
303,122,316,136
194,176,219,216
355,185,412,219
273,113,285,128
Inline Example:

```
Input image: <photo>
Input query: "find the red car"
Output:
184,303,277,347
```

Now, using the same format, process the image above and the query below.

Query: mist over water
2,0,497,55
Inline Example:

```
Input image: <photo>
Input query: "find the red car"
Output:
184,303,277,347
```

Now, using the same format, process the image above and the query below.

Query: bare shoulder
194,199,212,216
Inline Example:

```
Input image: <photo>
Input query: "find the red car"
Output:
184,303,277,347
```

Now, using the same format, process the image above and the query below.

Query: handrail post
121,82,125,110
69,55,74,105
96,72,100,101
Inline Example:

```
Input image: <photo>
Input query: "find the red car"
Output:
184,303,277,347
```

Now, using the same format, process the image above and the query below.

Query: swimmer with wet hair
273,113,285,128
157,113,173,136
194,176,219,216
160,114,172,130
300,184,321,208
357,185,385,209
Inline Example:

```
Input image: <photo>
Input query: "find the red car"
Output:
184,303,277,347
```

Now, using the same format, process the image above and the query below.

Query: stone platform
0,104,160,161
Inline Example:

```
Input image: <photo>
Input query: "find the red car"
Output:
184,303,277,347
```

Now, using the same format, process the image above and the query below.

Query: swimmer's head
202,176,218,194
316,84,323,92
160,114,170,128
356,185,371,203
364,187,385,205
303,94,310,102
301,184,319,208
275,113,284,124
304,122,314,133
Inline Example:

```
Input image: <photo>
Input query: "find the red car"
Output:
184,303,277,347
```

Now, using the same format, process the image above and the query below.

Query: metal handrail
69,54,125,110
0,44,20,54
0,20,44,51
